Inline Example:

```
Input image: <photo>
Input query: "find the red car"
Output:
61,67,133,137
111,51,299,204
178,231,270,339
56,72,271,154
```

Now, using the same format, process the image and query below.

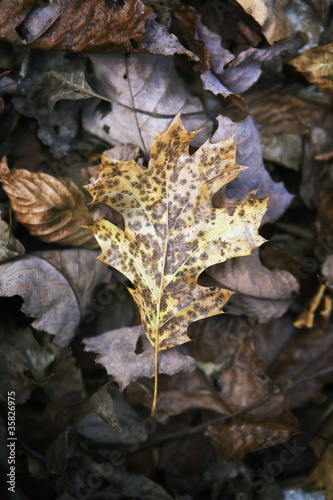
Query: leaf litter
1,2,333,499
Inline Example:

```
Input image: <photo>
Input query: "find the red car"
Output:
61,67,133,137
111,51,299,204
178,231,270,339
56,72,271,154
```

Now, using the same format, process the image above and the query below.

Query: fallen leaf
88,387,121,432
0,256,80,346
206,249,299,323
217,37,302,94
41,345,86,406
141,12,196,58
261,132,302,170
305,444,333,500
85,115,268,413
78,386,148,445
0,326,54,403
290,43,333,101
211,115,294,224
0,0,191,57
286,0,324,51
84,326,196,391
82,54,212,156
125,369,231,422
45,429,70,494
265,325,333,409
208,419,298,460
196,15,234,74
32,249,113,315
0,157,97,248
235,0,292,44
0,211,25,262
216,338,286,419
171,6,211,71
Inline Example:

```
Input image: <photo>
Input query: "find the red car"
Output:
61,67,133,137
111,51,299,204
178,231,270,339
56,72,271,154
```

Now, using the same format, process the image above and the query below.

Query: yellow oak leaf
84,115,268,415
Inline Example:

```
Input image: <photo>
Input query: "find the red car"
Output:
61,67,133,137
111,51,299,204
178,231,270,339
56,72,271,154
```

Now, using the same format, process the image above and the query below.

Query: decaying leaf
0,256,80,346
82,54,212,156
211,115,294,224
207,419,298,460
0,211,25,262
0,326,55,404
32,249,113,315
85,115,268,414
87,387,121,432
0,157,97,248
305,445,333,500
0,0,192,58
206,249,299,323
290,43,333,101
235,0,292,44
84,325,196,390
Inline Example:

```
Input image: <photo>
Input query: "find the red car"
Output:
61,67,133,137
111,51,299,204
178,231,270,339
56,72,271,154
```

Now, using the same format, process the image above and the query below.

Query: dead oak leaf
85,115,268,414
0,157,97,248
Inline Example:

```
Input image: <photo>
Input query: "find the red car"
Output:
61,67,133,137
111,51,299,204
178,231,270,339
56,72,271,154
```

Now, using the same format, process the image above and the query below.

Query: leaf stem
151,343,158,417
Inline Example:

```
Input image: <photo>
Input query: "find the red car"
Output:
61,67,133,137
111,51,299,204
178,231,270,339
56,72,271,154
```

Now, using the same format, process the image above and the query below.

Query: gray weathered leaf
82,54,212,156
84,325,196,390
0,256,80,346
88,387,121,432
211,115,294,224
206,250,299,323
32,249,112,314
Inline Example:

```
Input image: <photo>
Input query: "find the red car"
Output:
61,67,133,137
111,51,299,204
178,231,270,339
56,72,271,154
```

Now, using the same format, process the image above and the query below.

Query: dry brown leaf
85,115,268,414
207,419,298,461
0,0,192,57
263,325,333,409
0,157,97,248
235,0,292,44
290,43,333,101
305,445,333,500
125,369,231,423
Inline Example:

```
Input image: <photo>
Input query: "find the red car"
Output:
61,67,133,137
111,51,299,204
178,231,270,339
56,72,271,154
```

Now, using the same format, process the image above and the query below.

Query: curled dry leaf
0,211,25,262
207,249,299,323
290,43,333,102
0,256,80,347
218,37,302,95
84,326,196,391
0,157,97,248
87,387,121,432
85,115,268,414
0,0,192,57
